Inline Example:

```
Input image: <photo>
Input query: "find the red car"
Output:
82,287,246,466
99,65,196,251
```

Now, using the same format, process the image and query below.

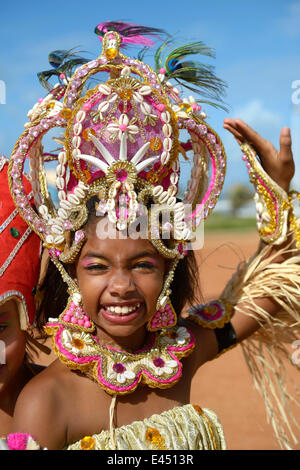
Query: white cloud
219,100,284,192
233,99,282,135
280,2,300,37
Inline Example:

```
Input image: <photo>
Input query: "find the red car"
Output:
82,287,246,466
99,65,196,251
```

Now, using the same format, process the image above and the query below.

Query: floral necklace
45,318,195,395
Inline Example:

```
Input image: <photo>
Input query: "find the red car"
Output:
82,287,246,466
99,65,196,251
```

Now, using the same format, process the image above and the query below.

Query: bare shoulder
179,318,219,375
12,359,73,449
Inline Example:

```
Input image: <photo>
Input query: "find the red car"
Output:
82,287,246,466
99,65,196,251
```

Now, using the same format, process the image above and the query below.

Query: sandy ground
191,229,300,450
35,229,300,450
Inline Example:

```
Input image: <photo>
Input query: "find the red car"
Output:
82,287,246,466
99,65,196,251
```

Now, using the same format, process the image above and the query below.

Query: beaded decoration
45,320,195,395
145,428,167,450
241,143,292,245
186,298,233,329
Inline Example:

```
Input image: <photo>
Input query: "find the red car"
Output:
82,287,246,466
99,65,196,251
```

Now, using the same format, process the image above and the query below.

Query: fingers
224,118,268,154
223,119,295,191
223,118,278,170
279,127,293,163
223,119,244,145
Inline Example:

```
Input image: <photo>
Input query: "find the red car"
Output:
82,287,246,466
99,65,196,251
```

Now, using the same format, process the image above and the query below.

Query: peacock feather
37,49,89,91
155,40,227,110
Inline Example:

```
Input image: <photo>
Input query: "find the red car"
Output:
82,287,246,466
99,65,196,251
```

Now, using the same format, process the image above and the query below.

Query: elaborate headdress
8,22,227,393
0,156,41,330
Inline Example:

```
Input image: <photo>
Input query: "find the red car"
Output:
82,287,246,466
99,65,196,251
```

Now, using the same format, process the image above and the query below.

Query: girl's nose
108,270,136,297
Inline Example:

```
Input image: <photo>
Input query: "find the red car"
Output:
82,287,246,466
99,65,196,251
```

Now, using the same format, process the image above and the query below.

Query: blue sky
1,0,300,197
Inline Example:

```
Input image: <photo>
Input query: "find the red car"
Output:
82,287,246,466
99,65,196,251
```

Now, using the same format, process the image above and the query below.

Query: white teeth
105,303,141,315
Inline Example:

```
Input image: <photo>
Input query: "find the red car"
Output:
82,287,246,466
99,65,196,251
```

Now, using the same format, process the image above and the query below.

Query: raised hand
223,118,295,193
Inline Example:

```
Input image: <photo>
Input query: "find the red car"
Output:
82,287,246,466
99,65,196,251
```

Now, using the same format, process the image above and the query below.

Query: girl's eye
134,262,155,270
0,324,8,334
85,264,108,271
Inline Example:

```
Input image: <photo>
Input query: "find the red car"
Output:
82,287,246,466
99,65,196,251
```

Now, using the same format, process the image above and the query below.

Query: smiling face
75,220,166,350
0,299,26,395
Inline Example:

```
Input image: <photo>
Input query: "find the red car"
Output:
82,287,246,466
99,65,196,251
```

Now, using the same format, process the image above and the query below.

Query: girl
0,156,43,438
5,23,300,450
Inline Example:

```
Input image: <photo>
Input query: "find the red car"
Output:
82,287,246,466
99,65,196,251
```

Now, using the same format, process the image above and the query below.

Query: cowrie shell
98,84,111,95
68,194,80,205
152,185,163,197
172,160,179,171
133,93,144,103
73,123,82,136
78,181,89,190
58,191,66,201
174,202,185,211
161,111,170,123
56,164,65,177
256,202,264,214
160,152,170,165
76,111,86,123
51,225,63,235
170,173,179,185
72,149,81,158
39,205,49,216
56,177,65,190
163,138,172,151
167,184,177,196
72,136,81,148
163,124,172,137
139,86,152,95
121,66,131,76
98,101,109,112
60,200,72,210
73,187,85,198
53,235,65,244
167,196,176,207
58,152,67,165
158,191,169,204
140,102,151,114
57,208,68,219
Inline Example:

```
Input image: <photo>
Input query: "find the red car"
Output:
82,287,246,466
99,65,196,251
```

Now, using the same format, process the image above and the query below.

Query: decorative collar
45,320,195,395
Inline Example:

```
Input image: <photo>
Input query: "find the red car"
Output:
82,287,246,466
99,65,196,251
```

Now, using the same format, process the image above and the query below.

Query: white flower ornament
107,114,139,143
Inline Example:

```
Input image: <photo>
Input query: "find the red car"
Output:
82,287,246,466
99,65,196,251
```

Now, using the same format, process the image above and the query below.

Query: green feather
37,48,89,91
155,40,227,110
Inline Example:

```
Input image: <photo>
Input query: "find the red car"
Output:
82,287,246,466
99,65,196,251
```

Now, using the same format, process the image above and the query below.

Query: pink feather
95,21,162,47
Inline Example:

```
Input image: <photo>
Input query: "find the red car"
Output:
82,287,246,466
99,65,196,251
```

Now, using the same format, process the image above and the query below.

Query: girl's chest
65,367,193,447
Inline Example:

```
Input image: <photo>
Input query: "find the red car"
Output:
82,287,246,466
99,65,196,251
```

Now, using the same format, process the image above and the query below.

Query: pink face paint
81,257,106,268
142,257,159,267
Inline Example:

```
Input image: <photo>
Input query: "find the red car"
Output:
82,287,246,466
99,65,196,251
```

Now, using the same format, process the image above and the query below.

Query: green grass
204,213,256,231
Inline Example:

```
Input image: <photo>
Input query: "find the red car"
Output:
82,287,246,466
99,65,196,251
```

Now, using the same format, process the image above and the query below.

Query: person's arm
186,118,299,359
222,118,296,339
184,120,300,450
10,368,68,450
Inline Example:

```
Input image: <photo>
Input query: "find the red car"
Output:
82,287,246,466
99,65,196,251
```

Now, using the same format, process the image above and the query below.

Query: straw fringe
221,243,300,449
